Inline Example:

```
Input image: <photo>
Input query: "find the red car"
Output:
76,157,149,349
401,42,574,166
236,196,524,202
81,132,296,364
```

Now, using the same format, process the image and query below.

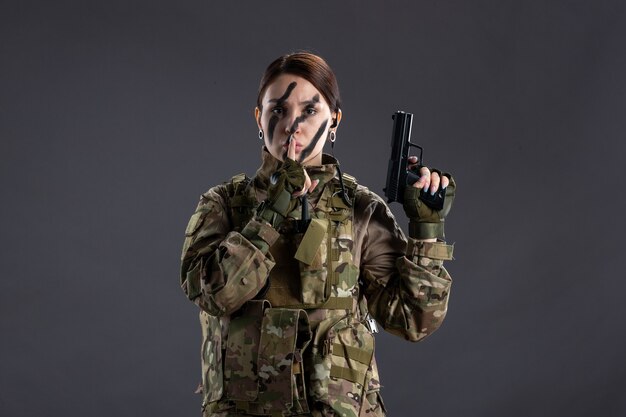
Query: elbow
405,305,449,343
181,260,203,301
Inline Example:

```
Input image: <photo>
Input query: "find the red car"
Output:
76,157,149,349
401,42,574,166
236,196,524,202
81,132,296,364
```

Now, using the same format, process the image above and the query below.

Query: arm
180,185,279,316
357,190,453,342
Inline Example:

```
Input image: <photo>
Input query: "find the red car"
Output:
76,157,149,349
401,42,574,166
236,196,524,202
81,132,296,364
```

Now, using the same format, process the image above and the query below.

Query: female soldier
180,52,456,417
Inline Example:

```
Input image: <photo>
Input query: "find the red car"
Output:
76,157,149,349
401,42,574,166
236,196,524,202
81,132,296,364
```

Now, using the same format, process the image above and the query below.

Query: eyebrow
301,95,320,106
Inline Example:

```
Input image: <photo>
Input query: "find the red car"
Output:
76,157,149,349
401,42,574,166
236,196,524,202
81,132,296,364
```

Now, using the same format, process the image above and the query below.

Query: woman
180,52,456,417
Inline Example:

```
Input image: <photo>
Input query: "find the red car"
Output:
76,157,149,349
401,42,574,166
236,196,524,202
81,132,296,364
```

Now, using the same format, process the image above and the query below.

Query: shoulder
333,172,396,225
186,173,250,236
353,182,404,238
198,173,251,208
327,170,390,216
354,184,391,216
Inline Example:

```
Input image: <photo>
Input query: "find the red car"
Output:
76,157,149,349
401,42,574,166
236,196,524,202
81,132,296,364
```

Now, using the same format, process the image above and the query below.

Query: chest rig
228,171,360,312
199,171,377,417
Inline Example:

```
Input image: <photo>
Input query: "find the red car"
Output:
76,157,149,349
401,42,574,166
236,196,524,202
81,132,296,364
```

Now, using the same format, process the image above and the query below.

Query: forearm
181,219,278,316
365,240,453,342
180,186,280,316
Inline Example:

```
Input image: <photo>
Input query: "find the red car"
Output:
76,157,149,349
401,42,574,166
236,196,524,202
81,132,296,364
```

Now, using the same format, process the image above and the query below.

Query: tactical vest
199,172,380,417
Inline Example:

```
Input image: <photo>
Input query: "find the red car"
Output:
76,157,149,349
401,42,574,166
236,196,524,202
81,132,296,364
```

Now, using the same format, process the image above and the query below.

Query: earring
258,130,264,140
329,130,336,155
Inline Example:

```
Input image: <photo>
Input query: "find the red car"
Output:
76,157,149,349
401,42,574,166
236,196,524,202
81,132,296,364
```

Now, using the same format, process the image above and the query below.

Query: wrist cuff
406,240,454,261
241,219,280,253
409,221,445,240
269,189,293,217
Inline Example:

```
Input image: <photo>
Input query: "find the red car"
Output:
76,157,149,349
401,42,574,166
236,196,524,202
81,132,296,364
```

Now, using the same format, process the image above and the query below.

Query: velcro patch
294,218,327,266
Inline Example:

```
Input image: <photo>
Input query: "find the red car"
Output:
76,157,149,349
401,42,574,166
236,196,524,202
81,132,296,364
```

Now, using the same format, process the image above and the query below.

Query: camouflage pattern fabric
224,300,269,401
256,308,311,413
181,148,454,416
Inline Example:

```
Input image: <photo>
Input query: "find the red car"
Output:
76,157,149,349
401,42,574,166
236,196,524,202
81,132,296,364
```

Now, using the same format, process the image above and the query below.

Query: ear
254,107,262,130
330,109,343,129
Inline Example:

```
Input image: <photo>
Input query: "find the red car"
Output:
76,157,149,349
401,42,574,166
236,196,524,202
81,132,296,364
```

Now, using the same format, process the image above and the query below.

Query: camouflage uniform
181,149,454,417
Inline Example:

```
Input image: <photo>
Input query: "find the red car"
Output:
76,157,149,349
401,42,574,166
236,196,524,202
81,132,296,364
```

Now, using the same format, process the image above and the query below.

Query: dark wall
1,1,625,416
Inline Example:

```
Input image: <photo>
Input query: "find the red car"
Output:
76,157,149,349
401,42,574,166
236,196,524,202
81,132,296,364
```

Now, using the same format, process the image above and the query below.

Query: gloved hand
257,158,306,227
403,170,456,240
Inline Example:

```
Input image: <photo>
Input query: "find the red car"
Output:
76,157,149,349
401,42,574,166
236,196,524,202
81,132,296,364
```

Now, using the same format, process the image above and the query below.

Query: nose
284,110,301,135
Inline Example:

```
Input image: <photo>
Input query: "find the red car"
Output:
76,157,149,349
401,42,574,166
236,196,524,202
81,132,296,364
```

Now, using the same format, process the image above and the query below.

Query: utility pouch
295,217,331,306
224,303,313,415
309,317,374,416
224,300,270,401
257,308,312,414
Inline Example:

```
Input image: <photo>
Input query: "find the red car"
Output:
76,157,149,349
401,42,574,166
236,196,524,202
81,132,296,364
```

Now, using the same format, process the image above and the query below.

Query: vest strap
332,343,373,365
330,365,365,384
322,297,353,310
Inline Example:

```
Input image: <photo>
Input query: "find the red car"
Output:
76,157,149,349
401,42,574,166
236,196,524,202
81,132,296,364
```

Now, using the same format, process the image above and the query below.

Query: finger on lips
293,166,318,198
288,135,296,160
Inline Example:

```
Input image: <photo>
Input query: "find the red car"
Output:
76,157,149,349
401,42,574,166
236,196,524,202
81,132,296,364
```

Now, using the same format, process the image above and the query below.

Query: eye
305,106,317,115
271,106,283,115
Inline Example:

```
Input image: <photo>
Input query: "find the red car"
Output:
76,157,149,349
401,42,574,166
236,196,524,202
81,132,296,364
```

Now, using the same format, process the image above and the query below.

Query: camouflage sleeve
180,185,280,316
355,188,454,342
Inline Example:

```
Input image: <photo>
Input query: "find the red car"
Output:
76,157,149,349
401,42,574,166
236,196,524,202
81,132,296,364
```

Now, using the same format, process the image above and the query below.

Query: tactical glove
257,158,305,228
403,172,456,240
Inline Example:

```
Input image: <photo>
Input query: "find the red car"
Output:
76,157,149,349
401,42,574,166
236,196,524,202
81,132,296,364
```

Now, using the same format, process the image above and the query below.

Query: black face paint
289,114,308,134
288,94,320,134
299,119,328,163
302,94,320,106
267,82,297,144
268,115,278,144
272,82,297,104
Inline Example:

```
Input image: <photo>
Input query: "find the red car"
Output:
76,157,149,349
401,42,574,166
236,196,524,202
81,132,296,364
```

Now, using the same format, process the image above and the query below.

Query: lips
282,140,303,150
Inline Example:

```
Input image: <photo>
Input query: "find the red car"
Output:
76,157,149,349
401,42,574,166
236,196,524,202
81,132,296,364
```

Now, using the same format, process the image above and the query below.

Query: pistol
384,111,445,210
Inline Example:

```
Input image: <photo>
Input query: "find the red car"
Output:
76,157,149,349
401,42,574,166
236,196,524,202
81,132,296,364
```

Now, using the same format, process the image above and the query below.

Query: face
256,74,340,166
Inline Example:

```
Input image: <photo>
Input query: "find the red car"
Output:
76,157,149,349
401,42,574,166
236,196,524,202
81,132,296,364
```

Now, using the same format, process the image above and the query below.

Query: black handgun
384,111,445,210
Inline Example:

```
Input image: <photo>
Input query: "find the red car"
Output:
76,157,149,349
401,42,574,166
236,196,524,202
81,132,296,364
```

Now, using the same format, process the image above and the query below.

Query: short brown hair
257,52,341,114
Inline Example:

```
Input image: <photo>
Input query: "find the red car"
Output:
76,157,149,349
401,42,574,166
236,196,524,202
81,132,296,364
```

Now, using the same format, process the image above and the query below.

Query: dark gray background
2,1,625,416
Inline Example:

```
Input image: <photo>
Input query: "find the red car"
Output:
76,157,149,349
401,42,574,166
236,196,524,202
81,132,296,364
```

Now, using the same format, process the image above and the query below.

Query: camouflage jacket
180,149,454,417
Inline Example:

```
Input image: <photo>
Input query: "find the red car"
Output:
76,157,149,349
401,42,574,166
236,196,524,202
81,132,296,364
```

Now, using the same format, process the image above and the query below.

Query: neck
301,151,323,166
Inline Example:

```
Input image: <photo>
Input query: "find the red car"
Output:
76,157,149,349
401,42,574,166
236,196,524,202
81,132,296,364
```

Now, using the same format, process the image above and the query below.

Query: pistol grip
407,169,446,211
419,188,446,211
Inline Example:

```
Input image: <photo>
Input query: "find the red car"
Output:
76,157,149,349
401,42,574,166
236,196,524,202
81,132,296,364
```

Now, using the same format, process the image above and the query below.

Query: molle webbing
330,366,365,385
330,343,373,384
321,296,353,310
331,343,373,365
